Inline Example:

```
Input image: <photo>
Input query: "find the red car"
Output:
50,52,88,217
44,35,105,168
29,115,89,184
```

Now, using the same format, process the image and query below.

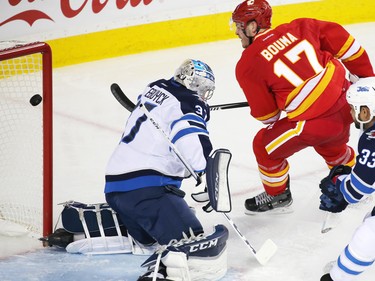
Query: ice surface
1,22,375,281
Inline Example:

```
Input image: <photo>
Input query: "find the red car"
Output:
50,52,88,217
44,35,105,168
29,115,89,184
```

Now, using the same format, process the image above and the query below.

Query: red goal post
0,41,53,237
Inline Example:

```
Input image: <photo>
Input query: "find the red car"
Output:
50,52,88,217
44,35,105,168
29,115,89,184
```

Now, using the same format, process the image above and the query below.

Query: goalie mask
346,77,375,125
231,0,272,30
174,59,215,101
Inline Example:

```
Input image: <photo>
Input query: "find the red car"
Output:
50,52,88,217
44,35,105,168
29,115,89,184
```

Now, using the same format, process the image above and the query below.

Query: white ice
1,22,375,281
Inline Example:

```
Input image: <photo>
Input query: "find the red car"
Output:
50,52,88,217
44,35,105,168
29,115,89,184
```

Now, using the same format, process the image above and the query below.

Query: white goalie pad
55,201,158,255
160,247,228,281
206,148,232,212
163,250,191,281
141,224,229,281
66,236,132,255
188,246,228,281
65,234,158,256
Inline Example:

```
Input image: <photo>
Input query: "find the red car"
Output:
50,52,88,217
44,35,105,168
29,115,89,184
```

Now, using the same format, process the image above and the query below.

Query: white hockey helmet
346,77,375,124
174,59,215,101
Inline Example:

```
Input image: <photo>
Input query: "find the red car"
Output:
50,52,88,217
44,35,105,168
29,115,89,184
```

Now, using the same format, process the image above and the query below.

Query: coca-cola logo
0,0,154,27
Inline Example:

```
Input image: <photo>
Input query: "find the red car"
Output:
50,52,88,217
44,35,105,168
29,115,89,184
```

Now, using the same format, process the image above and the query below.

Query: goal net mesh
0,41,52,237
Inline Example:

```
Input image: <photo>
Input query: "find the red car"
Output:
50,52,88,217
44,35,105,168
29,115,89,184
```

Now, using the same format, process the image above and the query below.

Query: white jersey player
104,59,229,281
320,77,375,281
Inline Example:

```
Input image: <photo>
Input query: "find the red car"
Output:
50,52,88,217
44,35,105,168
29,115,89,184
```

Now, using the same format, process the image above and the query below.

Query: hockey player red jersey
236,18,375,124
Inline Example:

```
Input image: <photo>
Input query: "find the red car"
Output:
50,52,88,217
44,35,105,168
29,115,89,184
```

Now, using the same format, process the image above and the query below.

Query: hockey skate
39,228,74,248
245,186,293,215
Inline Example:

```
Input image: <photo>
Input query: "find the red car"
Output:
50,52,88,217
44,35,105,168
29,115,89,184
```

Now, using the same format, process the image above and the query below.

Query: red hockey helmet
231,0,272,29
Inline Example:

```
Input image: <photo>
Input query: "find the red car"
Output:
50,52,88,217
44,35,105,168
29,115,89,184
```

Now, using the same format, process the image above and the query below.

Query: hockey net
0,41,53,240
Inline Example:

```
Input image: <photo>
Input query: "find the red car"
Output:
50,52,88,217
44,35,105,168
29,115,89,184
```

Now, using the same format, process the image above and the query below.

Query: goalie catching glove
191,148,232,213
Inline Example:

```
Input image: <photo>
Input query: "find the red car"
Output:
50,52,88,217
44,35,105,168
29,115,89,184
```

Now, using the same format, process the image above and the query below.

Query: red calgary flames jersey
236,18,375,124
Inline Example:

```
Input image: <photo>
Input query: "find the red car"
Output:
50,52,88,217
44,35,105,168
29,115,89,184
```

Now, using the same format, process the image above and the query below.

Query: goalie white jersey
105,78,212,193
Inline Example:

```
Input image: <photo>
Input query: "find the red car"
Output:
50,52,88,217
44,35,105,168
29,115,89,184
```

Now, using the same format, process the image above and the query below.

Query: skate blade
244,205,294,216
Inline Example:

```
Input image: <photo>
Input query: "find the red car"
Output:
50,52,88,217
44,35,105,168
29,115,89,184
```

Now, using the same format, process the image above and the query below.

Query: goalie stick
110,83,249,112
111,86,277,265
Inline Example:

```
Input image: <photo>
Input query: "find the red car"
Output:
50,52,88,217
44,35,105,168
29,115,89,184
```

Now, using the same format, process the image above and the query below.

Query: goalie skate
245,186,293,215
39,228,74,248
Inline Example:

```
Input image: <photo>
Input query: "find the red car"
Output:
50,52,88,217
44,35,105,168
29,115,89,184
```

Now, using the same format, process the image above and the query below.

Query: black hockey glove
319,193,348,213
319,165,351,213
319,165,352,196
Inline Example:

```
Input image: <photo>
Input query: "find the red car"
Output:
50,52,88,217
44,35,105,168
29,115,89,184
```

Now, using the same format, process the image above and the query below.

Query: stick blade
110,83,136,112
255,239,278,265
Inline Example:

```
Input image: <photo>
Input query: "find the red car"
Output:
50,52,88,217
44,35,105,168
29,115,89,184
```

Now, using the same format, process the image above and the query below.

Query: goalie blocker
191,149,232,213
206,148,232,212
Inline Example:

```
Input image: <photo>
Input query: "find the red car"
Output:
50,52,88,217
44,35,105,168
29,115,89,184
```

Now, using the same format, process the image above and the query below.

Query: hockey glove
191,187,213,213
319,193,348,213
319,165,352,195
319,166,350,213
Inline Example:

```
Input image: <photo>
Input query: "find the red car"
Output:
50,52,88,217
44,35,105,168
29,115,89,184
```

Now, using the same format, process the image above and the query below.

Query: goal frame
0,42,53,237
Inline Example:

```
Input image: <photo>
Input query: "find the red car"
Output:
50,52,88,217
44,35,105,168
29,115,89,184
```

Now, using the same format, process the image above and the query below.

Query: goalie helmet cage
0,41,53,237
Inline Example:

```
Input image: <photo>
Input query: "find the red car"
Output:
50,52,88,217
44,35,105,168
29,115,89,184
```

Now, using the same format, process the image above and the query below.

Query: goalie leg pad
141,224,229,280
48,201,130,255
66,235,132,255
162,248,228,281
142,224,228,267
163,250,191,281
61,201,127,237
188,245,228,281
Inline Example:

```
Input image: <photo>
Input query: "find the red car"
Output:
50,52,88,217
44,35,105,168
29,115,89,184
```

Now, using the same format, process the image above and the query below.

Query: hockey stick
110,83,248,112
111,83,136,112
209,101,248,111
222,212,277,265
111,87,277,265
